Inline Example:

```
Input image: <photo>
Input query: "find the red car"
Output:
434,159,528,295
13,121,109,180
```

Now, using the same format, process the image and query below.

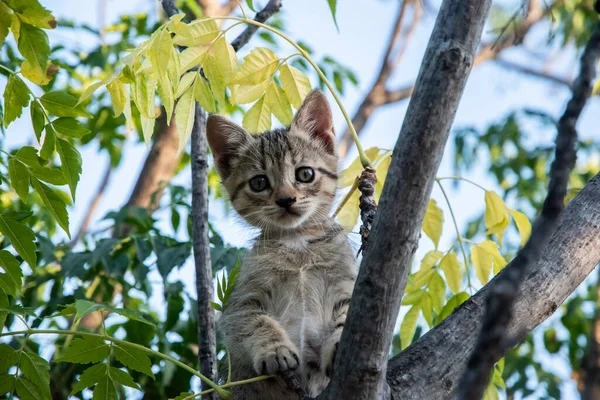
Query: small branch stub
357,166,378,256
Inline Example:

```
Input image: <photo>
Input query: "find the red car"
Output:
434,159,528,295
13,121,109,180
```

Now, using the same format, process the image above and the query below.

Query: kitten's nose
275,197,296,209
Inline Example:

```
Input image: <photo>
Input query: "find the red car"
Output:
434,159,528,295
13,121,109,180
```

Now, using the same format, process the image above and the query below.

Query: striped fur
207,91,357,399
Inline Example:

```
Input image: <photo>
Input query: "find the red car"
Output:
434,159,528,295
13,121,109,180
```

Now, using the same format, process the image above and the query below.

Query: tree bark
581,268,600,400
324,1,493,399
386,171,600,399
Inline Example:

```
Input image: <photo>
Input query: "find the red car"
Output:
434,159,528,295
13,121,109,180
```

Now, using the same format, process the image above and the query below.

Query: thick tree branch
581,267,600,400
338,0,557,160
387,172,600,399
324,1,493,399
457,21,600,400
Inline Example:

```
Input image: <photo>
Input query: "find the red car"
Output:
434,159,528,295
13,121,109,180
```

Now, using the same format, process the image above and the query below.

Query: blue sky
3,0,599,398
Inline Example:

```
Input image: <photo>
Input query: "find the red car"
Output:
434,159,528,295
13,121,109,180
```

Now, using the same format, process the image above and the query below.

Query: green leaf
246,0,256,11
0,215,37,270
74,299,103,321
0,289,7,328
266,82,293,125
8,157,30,202
3,74,30,128
242,95,271,133
110,367,141,391
231,47,279,85
327,0,339,31
107,306,155,327
16,22,50,85
279,64,311,109
0,250,23,297
92,372,117,400
70,363,106,395
30,101,45,141
439,253,462,294
51,118,91,138
0,3,12,48
172,18,219,46
484,190,510,246
509,209,531,248
174,84,196,155
40,91,92,118
107,79,126,117
113,343,155,378
0,344,18,373
39,123,56,160
437,292,470,322
0,374,15,396
55,337,109,364
57,138,82,201
400,305,420,349
209,301,222,311
423,199,444,248
15,376,46,400
20,352,51,400
30,178,70,236
77,80,107,105
3,0,56,29
420,293,434,327
401,291,423,306
194,77,216,113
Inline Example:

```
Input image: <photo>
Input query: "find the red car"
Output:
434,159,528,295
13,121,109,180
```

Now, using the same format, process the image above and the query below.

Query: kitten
206,90,357,399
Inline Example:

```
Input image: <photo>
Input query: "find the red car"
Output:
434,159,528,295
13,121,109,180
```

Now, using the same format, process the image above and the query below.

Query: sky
3,0,600,398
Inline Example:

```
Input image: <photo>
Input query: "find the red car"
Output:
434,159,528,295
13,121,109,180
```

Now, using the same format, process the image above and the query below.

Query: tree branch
494,58,572,88
324,0,493,398
581,267,600,400
387,171,600,399
457,21,600,400
338,0,557,160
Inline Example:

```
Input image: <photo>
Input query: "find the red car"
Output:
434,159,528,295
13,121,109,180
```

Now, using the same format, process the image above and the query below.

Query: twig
494,58,572,88
456,19,600,400
230,0,283,51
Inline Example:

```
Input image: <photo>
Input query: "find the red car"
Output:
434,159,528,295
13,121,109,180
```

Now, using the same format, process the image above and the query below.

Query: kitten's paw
253,343,300,375
322,340,339,378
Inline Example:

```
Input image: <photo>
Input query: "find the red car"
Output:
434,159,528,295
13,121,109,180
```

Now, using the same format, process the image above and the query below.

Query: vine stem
437,176,487,191
0,64,15,75
0,329,225,393
333,177,359,218
182,375,274,400
212,16,371,167
435,178,473,292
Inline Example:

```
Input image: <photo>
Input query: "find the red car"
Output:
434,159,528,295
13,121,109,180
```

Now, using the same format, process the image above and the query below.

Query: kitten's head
207,90,338,232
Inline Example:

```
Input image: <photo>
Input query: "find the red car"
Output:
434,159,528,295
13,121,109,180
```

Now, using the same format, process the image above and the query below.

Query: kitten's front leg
248,314,300,375
321,297,350,377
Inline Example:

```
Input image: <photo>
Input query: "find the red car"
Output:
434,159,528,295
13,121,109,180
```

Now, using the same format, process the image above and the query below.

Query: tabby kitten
206,90,357,399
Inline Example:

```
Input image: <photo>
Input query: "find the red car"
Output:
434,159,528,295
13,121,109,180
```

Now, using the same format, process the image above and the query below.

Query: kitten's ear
206,114,251,175
290,90,335,154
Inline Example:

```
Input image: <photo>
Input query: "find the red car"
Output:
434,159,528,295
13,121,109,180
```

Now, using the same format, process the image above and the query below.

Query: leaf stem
212,16,371,167
435,179,473,292
437,176,487,192
0,64,15,75
333,177,359,218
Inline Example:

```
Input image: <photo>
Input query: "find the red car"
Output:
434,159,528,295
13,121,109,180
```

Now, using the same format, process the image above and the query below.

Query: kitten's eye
249,175,270,192
295,167,315,183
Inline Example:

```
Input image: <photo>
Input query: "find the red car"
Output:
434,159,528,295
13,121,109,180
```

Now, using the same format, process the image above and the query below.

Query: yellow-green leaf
175,72,196,99
420,293,433,327
132,74,156,119
157,76,174,123
194,77,217,113
478,240,507,274
3,74,30,128
140,114,155,144
123,89,134,130
202,54,226,106
242,95,271,133
266,82,293,125
400,305,420,350
0,214,36,271
150,28,172,79
51,118,91,138
336,186,360,231
373,152,391,202
279,64,312,109
107,79,126,117
428,271,445,313
509,209,531,248
231,47,279,86
420,250,443,271
423,199,444,248
16,22,50,85
401,291,424,306
339,147,380,188
77,80,107,105
484,190,510,246
172,18,219,47
438,292,470,322
174,84,196,155
20,59,52,85
439,252,461,294
213,37,239,84
4,0,56,29
233,81,270,104
179,47,206,72
471,244,493,285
